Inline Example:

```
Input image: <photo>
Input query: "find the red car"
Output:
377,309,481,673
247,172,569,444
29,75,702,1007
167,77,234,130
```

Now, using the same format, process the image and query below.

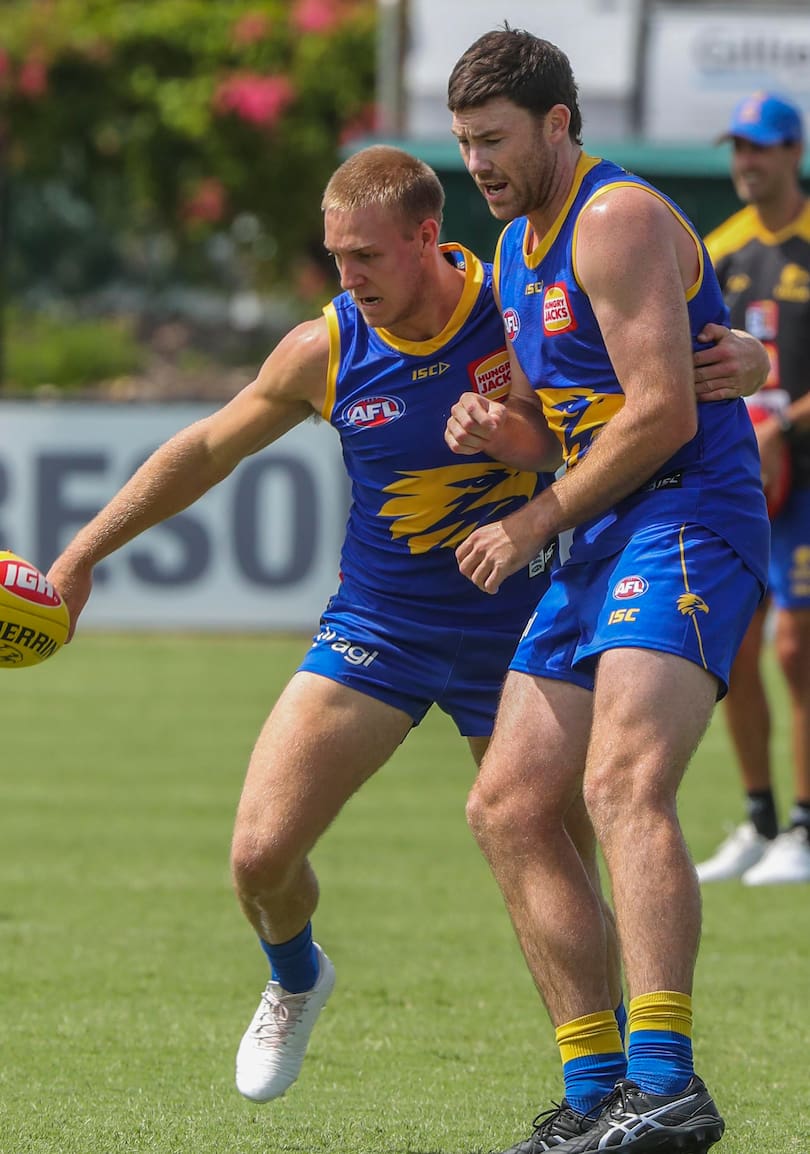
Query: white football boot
742,826,810,885
694,822,769,882
236,943,336,1102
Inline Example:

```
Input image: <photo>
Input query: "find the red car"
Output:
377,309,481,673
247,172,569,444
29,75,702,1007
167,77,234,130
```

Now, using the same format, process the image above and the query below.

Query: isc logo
608,607,640,625
343,396,406,428
0,559,61,607
612,575,648,600
412,362,450,381
524,281,545,295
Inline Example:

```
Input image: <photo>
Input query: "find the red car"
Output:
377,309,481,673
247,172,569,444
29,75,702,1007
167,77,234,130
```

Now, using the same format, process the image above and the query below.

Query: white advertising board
0,402,348,632
643,6,810,141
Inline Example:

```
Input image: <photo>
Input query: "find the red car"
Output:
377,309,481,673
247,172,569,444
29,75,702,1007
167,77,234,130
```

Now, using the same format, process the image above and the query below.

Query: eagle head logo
677,592,709,617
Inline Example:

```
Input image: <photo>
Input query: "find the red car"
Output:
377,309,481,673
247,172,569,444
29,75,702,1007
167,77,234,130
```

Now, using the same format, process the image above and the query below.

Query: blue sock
259,922,319,993
626,992,694,1095
557,1011,627,1115
615,999,628,1049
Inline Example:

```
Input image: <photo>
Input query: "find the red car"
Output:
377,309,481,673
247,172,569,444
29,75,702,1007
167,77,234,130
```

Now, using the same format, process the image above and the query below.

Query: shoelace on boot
253,987,307,1044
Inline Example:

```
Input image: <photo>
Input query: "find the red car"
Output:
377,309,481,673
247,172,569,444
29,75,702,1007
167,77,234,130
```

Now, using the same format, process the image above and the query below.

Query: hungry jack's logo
543,284,577,335
468,348,511,400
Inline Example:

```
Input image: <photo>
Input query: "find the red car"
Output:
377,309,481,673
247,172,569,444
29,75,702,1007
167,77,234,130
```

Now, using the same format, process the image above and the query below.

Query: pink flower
291,0,342,35
18,55,48,98
214,73,295,130
181,178,227,224
233,11,272,47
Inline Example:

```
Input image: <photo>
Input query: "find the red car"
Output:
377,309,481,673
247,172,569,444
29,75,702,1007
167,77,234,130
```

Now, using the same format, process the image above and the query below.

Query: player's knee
466,774,552,851
585,760,675,843
466,777,511,850
230,825,298,898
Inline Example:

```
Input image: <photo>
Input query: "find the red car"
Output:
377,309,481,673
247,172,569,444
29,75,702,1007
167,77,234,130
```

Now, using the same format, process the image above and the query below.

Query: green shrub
5,310,145,391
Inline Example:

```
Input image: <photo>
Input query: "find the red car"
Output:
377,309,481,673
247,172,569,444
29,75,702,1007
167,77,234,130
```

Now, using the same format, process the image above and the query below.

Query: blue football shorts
769,487,810,609
510,522,765,699
296,589,525,736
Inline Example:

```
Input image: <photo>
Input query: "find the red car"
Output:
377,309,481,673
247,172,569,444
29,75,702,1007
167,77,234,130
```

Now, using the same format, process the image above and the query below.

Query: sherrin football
0,550,70,669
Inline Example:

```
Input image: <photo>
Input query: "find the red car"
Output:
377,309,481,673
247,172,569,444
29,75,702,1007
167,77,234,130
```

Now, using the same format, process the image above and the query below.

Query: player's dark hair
447,25,583,145
322,146,445,232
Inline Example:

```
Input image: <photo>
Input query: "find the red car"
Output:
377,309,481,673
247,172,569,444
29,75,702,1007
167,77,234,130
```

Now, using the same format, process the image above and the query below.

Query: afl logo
343,396,406,428
503,308,521,341
613,575,648,600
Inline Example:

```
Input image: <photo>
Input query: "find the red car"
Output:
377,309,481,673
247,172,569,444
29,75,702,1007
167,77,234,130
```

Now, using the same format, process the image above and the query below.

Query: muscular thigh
588,647,717,799
475,669,593,812
235,672,413,860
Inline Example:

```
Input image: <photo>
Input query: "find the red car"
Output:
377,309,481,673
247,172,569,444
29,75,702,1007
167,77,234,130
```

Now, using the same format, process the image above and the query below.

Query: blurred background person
698,92,810,885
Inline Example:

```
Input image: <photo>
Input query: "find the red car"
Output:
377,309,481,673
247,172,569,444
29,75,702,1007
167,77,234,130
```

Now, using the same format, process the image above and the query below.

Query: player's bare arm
549,186,700,508
457,187,699,593
47,319,330,632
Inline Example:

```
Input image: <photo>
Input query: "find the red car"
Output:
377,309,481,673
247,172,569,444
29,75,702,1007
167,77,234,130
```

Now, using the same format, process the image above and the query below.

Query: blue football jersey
494,155,769,585
322,244,551,627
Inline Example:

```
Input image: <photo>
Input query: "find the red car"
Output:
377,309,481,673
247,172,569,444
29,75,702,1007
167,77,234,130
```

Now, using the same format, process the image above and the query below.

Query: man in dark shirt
698,92,810,885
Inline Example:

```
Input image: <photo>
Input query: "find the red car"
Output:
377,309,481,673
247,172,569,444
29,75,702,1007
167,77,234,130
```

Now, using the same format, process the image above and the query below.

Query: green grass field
1,635,808,1154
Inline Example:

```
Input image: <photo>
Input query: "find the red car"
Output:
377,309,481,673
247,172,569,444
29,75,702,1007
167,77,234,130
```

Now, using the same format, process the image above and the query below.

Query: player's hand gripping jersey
322,244,552,628
494,155,770,585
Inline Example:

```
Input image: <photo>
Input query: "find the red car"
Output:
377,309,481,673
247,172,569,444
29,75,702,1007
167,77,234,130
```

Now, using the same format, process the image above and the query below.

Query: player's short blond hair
322,146,445,233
